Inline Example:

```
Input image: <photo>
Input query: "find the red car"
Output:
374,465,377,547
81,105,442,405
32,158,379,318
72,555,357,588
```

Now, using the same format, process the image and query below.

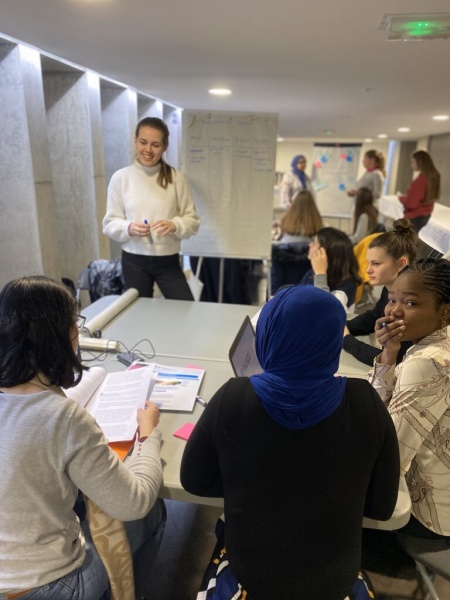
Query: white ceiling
1,0,450,141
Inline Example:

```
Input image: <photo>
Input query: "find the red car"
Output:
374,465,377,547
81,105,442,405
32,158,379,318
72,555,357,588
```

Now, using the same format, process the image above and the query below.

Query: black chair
397,534,450,600
270,242,310,294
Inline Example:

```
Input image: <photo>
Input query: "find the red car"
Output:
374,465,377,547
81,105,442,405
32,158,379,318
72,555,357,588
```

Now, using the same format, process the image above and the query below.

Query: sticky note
173,423,195,441
338,183,346,191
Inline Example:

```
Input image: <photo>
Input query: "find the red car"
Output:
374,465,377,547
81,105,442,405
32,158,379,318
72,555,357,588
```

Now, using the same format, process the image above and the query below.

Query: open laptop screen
228,316,263,377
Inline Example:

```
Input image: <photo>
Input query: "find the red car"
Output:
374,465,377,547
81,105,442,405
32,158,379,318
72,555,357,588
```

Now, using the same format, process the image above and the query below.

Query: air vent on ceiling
380,13,450,41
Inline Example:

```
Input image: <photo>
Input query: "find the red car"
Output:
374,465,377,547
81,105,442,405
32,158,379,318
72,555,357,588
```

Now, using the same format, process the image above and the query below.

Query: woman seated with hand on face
299,226,361,311
368,258,450,543
0,276,166,600
343,219,418,366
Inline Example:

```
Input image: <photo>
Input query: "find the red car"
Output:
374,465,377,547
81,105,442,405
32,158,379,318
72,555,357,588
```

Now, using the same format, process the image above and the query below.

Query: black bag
86,259,125,302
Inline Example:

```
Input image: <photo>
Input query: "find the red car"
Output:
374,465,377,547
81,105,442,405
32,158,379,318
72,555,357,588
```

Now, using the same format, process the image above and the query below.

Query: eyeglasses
76,314,86,331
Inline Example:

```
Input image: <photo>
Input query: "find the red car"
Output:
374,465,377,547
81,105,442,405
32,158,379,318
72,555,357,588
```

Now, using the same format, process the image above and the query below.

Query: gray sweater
0,390,162,592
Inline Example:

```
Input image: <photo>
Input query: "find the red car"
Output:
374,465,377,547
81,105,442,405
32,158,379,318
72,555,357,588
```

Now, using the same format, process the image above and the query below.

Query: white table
84,298,410,527
379,195,450,255
97,297,258,362
419,202,450,255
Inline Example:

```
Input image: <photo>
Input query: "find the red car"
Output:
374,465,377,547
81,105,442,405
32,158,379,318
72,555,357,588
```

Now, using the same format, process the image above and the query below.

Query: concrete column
20,45,61,282
0,42,45,288
43,69,100,284
86,72,109,258
138,96,163,120
101,83,137,258
164,105,182,168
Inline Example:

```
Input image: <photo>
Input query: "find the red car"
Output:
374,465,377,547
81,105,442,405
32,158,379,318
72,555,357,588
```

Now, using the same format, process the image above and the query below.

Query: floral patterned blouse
368,330,450,535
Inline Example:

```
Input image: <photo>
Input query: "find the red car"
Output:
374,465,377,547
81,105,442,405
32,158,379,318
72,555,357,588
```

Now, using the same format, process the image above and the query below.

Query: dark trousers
122,251,193,300
410,215,431,234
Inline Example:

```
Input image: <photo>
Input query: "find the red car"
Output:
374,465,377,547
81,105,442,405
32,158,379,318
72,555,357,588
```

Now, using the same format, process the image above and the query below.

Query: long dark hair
353,187,378,234
412,150,440,205
0,276,85,389
369,218,417,263
317,227,361,290
135,117,173,189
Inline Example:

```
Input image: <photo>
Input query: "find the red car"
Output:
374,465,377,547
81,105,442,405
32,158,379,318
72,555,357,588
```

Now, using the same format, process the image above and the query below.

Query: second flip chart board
311,143,362,216
180,111,278,259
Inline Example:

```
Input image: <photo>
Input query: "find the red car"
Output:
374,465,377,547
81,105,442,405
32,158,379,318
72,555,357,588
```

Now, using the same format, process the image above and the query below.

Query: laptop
228,316,263,377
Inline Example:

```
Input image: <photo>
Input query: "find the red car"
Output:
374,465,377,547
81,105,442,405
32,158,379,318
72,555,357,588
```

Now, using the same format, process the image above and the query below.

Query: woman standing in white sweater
103,117,200,300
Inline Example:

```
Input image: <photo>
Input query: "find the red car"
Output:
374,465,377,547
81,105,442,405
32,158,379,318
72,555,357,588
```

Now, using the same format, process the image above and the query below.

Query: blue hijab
291,154,307,189
250,286,347,429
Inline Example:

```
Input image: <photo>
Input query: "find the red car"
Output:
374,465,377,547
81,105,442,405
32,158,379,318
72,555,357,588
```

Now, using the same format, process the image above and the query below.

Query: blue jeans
0,499,167,600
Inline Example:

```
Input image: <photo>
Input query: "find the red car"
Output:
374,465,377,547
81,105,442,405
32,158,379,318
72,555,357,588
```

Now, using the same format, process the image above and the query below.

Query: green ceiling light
380,13,450,41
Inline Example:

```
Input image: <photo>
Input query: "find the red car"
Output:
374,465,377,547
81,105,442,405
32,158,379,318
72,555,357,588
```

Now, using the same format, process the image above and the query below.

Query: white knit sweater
103,161,200,256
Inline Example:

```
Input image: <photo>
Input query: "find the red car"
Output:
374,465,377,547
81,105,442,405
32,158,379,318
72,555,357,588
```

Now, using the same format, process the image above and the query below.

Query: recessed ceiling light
209,88,232,96
397,127,411,132
364,138,373,143
432,115,449,121
377,134,388,139
277,137,284,142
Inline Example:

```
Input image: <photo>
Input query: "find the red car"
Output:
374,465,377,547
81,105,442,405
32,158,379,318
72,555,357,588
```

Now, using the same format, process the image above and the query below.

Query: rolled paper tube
84,288,139,336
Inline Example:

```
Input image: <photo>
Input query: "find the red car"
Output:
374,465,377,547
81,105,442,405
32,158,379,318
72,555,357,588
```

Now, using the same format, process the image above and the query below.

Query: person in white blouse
279,154,314,209
368,258,450,540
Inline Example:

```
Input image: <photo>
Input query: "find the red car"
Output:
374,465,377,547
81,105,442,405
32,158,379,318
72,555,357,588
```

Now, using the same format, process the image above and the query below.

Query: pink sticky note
314,160,322,168
340,153,347,160
173,423,195,441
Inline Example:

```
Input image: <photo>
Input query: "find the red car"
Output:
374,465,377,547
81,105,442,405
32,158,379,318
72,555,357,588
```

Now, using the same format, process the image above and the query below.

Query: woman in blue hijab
279,154,313,209
181,285,399,600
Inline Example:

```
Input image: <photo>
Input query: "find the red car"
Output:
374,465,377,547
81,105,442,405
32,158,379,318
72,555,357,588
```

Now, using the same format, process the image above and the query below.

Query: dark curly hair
398,258,450,309
0,276,85,388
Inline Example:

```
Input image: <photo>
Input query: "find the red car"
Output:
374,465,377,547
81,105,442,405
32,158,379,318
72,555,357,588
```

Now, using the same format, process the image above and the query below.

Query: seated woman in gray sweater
181,285,399,600
0,276,166,600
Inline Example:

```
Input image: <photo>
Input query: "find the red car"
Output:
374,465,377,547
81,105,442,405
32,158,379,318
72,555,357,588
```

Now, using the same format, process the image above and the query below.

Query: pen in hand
143,219,153,243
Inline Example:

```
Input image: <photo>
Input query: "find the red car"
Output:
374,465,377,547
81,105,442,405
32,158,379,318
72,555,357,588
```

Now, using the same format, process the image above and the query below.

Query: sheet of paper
88,367,154,442
63,366,107,408
149,363,205,412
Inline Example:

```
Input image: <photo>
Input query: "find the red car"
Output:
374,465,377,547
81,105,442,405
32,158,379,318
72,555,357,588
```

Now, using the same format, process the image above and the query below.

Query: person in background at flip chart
397,149,440,234
279,154,314,209
348,187,379,245
181,285,399,600
347,149,385,206
0,276,166,600
103,117,200,300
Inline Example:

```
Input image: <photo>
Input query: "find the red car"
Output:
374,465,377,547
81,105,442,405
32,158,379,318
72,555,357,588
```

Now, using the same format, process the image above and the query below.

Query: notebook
228,316,263,377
